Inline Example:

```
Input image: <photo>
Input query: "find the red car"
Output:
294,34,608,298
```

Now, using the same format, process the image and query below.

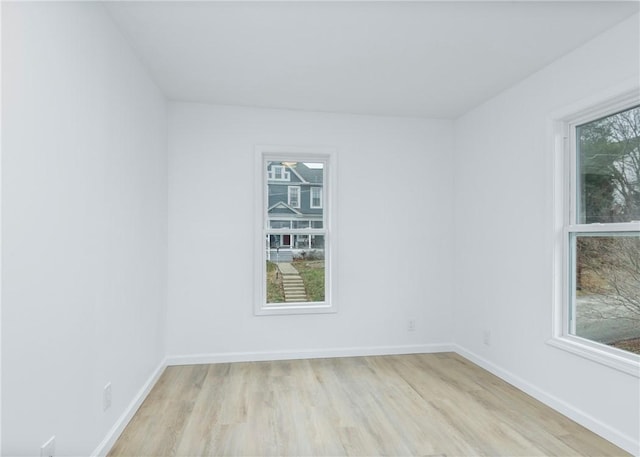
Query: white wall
3,2,637,455
453,14,640,453
167,103,454,360
2,3,167,456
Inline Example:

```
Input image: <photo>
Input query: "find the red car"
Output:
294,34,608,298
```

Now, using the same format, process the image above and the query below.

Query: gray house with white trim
267,161,324,250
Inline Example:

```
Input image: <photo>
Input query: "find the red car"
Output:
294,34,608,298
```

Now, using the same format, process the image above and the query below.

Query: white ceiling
105,1,639,119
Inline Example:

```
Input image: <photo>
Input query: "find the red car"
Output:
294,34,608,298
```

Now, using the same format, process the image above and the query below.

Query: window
310,186,322,208
268,164,290,181
269,220,291,229
288,186,301,208
551,91,640,376
255,147,336,315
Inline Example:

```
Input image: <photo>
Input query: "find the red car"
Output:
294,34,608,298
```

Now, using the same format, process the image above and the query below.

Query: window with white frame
268,165,290,181
255,147,335,315
552,93,640,375
288,186,301,208
310,186,322,208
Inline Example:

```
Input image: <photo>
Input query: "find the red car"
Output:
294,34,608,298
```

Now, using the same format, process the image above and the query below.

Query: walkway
277,262,308,302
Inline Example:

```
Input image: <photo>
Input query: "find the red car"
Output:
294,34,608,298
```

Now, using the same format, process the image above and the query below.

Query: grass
292,260,325,302
266,261,285,303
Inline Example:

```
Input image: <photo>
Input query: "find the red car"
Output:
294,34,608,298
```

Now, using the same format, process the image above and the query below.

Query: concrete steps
277,262,308,302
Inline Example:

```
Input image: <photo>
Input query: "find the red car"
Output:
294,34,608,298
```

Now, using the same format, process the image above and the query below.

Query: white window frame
268,164,290,181
288,186,301,208
310,186,323,209
254,146,337,316
548,82,640,377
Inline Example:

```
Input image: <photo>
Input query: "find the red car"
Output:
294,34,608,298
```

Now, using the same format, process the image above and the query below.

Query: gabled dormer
267,163,290,181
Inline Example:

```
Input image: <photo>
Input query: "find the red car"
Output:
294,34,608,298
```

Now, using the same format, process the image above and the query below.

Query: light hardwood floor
108,353,629,456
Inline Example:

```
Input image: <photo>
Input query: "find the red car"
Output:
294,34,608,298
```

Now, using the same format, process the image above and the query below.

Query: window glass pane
576,105,640,223
264,159,327,307
288,186,300,208
265,234,325,304
311,186,322,208
572,234,640,355
265,162,324,228
269,220,291,229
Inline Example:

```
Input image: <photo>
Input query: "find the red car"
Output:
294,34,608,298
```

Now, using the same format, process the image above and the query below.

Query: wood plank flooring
108,353,630,456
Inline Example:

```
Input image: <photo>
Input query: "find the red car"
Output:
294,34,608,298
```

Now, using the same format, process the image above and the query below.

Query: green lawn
292,260,325,302
266,261,285,303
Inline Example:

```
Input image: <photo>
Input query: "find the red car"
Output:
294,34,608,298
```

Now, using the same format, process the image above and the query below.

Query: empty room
2,1,640,456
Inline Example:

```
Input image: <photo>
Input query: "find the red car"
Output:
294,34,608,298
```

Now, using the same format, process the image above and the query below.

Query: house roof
268,201,302,216
286,162,323,185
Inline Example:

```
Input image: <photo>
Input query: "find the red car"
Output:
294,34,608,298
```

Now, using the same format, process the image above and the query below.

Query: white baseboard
166,343,455,366
453,345,639,456
90,358,167,457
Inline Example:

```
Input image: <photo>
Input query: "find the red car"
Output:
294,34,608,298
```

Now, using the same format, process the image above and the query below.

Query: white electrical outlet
103,382,112,411
408,319,416,332
40,436,55,457
483,330,491,346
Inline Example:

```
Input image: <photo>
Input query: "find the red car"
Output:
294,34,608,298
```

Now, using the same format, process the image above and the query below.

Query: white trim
310,186,323,209
268,228,325,235
255,145,337,316
90,359,166,457
567,223,640,233
287,185,301,208
0,2,3,450
454,345,639,456
268,201,302,216
0,1,3,451
257,300,332,315
266,215,323,225
267,164,290,181
547,336,640,377
548,78,639,122
550,122,569,343
166,344,455,366
549,84,640,375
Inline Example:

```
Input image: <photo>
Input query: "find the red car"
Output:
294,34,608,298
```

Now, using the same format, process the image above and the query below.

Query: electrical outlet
103,382,112,411
483,330,491,346
408,319,416,332
40,436,55,457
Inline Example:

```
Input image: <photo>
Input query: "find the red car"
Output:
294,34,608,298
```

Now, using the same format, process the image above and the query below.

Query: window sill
547,336,640,377
255,302,337,316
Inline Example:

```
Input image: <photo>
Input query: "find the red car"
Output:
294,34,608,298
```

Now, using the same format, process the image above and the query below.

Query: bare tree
577,106,640,321
577,236,640,319
578,106,639,223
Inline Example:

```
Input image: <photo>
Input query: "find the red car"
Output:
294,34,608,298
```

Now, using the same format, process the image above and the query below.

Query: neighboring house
267,161,324,251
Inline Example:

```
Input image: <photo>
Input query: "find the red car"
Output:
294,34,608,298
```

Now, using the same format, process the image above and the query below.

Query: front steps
277,262,308,302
